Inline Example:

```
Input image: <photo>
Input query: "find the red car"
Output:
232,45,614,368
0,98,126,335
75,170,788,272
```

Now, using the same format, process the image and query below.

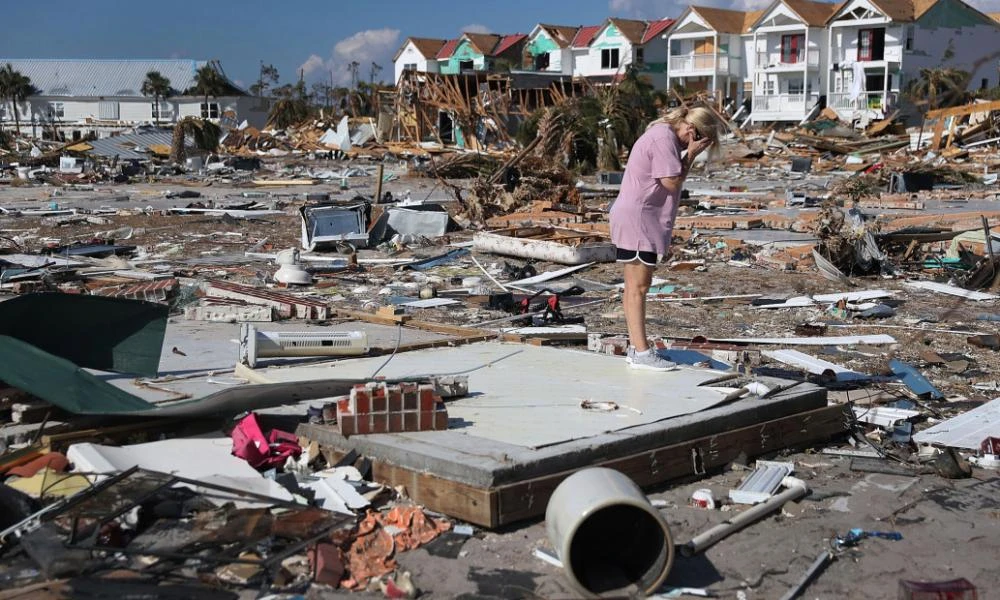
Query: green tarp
0,293,166,377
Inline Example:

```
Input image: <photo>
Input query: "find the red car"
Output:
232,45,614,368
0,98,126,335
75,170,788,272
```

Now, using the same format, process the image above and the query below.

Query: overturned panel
300,204,370,251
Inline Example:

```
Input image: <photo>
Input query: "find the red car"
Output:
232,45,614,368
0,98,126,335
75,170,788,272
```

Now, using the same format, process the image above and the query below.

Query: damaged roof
608,18,649,44
571,25,602,47
861,0,938,21
493,33,528,56
642,18,677,43
85,131,192,160
394,37,448,62
436,39,460,60
462,33,503,55
536,24,581,48
0,58,236,98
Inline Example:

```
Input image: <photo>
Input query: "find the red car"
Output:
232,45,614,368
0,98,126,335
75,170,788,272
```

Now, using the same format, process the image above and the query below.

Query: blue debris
889,359,944,400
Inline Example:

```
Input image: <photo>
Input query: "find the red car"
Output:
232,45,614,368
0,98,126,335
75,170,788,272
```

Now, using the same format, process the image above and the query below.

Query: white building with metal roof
0,58,269,140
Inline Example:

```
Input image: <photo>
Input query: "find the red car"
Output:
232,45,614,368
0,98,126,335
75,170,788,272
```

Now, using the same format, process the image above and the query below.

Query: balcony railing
756,49,820,68
669,53,732,74
752,93,820,114
828,92,887,111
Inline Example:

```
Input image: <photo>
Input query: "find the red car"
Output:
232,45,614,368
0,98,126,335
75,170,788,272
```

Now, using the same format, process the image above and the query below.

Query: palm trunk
12,102,20,135
154,94,160,126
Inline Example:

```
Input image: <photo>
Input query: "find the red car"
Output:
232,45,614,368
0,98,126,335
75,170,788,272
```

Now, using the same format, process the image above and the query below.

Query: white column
883,62,889,113
803,26,809,116
827,26,833,104
752,31,758,114
666,36,672,92
712,33,719,99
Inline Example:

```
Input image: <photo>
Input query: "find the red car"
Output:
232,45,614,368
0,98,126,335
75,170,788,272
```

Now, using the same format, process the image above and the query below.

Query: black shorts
616,248,658,266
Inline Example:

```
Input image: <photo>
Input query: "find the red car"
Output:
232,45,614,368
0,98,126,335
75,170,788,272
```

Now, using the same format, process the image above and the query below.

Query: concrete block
184,303,274,322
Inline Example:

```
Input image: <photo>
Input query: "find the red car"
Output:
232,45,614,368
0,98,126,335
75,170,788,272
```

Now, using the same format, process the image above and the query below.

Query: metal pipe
778,549,835,600
681,476,808,557
545,467,674,598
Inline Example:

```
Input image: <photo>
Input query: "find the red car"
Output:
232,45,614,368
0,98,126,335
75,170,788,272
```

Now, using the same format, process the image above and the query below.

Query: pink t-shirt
609,124,684,256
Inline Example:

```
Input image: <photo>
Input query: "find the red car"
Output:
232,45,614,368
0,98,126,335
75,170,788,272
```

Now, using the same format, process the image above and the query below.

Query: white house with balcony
0,59,267,141
748,0,841,122
826,0,1000,123
393,37,447,83
666,7,762,105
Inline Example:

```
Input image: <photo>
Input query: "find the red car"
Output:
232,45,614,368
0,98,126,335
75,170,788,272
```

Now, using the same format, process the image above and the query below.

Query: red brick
372,414,388,434
351,388,371,414
338,414,356,436
388,387,403,412
401,383,418,411
308,542,344,586
372,393,387,413
403,412,418,431
388,413,403,432
337,398,351,413
434,410,448,430
418,384,436,411
355,414,371,434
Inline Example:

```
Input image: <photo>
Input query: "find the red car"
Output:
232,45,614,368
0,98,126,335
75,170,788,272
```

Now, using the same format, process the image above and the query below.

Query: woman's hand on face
688,137,713,159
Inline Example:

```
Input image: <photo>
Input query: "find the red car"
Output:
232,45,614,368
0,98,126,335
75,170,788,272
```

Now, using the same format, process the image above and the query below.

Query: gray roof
0,59,236,98
84,130,191,160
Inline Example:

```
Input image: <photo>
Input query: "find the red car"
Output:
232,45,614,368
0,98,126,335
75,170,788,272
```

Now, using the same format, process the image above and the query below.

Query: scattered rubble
1,90,1000,598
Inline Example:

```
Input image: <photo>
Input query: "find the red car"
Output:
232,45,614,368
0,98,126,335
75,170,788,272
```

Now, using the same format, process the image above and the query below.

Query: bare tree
347,61,360,89
369,62,383,86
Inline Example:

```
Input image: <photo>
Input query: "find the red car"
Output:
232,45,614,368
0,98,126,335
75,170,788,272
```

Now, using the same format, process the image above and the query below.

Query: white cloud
460,23,492,34
298,28,401,87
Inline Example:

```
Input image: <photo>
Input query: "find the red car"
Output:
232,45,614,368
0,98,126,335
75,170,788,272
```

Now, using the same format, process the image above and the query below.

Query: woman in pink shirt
609,106,719,371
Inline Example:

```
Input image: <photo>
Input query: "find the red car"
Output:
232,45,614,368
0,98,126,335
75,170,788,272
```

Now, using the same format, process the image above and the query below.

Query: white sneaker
626,348,679,371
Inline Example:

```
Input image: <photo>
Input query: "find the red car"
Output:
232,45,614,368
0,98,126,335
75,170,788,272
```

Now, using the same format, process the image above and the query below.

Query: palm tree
0,63,40,135
907,68,971,110
190,63,230,120
170,116,221,163
141,71,172,126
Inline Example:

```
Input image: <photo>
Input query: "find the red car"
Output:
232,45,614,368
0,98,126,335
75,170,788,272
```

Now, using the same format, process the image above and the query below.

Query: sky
2,0,999,92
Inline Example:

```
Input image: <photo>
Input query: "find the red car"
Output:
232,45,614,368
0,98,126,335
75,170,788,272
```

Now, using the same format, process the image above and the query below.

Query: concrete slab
246,342,744,448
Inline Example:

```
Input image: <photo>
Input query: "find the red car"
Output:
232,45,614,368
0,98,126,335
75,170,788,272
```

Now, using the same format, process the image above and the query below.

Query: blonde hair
646,106,721,147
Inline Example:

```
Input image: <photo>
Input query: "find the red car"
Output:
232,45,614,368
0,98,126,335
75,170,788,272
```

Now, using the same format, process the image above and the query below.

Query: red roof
436,39,459,59
572,25,601,47
493,33,527,56
642,18,676,44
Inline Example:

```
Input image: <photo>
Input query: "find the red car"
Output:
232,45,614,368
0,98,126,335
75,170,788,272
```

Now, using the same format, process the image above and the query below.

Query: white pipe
681,476,808,557
545,468,674,598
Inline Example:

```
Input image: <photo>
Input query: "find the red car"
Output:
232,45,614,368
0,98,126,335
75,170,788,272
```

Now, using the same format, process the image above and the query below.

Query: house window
534,52,550,70
459,59,474,71
788,79,804,95
764,80,775,94
151,103,170,120
781,34,804,63
905,26,914,51
983,78,990,90
858,28,885,61
601,48,620,69
635,47,645,68
670,40,681,56
404,63,417,71
200,102,220,119
49,102,65,119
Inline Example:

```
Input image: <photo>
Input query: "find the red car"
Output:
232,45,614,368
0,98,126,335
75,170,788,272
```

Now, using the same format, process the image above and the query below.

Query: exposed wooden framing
926,99,1000,150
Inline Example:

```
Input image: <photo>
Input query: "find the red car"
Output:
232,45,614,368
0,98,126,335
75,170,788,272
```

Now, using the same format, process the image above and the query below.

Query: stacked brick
336,382,448,436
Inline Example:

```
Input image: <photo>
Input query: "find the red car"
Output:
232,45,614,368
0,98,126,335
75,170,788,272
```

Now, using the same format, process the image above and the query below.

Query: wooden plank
493,403,848,527
311,446,497,526
331,307,493,338
40,419,205,452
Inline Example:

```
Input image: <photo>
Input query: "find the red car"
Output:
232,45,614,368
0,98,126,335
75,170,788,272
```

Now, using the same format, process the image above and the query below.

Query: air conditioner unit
239,323,368,367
